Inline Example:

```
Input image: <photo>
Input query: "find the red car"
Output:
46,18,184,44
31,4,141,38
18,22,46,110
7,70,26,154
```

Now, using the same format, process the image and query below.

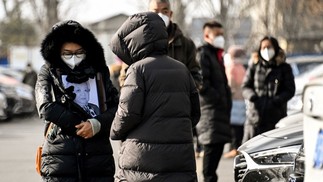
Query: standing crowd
34,0,295,182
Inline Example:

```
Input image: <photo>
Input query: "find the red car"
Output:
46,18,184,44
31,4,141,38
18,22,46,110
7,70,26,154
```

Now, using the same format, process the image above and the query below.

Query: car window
297,62,322,75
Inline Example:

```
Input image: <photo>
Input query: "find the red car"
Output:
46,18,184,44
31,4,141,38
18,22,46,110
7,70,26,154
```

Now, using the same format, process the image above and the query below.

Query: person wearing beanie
35,20,118,181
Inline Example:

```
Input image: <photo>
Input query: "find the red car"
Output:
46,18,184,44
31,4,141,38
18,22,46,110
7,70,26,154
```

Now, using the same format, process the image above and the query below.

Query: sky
0,0,218,24
0,0,144,23
61,0,143,23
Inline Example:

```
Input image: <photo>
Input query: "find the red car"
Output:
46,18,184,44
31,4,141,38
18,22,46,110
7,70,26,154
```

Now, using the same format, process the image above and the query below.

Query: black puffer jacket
118,22,202,88
35,20,118,182
109,12,201,182
196,44,232,145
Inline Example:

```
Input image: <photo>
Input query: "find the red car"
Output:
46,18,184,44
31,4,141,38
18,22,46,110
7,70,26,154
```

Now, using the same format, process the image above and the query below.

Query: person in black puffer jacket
242,36,295,143
109,12,201,182
35,20,119,182
196,21,232,182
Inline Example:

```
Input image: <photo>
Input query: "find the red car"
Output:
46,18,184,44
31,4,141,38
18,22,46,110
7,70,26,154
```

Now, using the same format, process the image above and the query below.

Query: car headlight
250,145,300,165
293,145,305,174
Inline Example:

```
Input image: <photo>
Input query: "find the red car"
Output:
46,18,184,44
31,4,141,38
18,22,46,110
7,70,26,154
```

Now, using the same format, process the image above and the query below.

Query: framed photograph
62,75,100,116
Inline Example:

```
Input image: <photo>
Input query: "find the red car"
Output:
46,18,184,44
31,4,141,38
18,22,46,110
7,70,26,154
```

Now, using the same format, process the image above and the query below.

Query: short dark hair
149,0,171,10
203,21,223,30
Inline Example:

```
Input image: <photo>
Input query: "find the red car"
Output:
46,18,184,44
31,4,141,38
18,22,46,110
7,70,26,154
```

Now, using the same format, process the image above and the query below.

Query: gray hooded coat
109,12,201,182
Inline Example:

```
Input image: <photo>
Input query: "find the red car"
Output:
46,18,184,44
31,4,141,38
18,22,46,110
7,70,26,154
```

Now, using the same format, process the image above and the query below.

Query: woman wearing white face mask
61,44,86,69
241,36,296,143
35,20,119,181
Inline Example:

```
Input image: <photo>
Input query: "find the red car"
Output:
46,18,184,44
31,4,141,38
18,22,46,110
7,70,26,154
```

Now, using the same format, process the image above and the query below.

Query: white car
302,77,323,182
287,54,323,114
287,54,323,77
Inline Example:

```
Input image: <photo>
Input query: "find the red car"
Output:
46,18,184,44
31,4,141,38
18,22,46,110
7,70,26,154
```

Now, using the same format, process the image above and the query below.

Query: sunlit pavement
0,115,234,182
196,145,235,182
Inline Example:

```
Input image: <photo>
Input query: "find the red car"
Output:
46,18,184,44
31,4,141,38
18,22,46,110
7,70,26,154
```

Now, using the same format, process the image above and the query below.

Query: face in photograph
73,82,90,107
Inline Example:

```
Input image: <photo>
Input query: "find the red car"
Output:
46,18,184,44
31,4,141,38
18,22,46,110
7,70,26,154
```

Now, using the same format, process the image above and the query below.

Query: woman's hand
76,121,93,139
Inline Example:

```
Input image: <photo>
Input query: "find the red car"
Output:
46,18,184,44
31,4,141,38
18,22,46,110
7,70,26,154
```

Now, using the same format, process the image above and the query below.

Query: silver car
0,74,35,117
234,123,303,182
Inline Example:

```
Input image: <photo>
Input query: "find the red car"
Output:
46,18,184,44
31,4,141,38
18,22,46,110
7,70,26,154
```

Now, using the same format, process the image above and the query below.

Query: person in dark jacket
109,12,201,182
196,21,232,182
149,0,203,157
119,0,202,88
35,20,119,182
22,62,37,88
242,36,295,143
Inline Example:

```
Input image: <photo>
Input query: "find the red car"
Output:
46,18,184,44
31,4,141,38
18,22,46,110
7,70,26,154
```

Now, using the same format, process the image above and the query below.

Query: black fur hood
40,20,107,72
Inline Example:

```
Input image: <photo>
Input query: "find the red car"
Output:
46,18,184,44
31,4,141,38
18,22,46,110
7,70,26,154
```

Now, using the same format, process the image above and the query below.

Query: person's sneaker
223,149,238,158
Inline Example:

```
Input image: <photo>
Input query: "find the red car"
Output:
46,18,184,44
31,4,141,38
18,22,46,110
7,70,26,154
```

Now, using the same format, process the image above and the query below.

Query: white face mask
158,13,170,27
61,54,85,69
260,48,275,61
212,35,225,49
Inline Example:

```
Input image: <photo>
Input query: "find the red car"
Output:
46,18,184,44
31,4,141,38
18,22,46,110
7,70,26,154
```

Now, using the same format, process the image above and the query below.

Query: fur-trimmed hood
40,20,107,71
109,12,168,66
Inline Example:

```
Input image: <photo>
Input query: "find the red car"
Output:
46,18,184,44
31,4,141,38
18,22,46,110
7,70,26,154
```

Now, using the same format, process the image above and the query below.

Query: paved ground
0,115,235,182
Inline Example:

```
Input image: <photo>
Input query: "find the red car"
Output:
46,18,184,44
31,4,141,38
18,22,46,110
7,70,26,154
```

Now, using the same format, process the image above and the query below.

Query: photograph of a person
62,75,100,117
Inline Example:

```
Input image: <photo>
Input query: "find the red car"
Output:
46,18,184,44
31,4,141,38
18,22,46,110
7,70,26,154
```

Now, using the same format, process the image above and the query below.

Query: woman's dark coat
109,12,201,182
35,20,119,182
242,50,295,138
196,44,232,145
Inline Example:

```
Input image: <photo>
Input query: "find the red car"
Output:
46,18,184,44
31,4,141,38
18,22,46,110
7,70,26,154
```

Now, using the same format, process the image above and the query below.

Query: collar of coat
167,22,183,44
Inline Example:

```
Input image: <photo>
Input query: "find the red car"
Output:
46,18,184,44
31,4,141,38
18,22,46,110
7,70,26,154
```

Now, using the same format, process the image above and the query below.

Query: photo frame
61,75,100,116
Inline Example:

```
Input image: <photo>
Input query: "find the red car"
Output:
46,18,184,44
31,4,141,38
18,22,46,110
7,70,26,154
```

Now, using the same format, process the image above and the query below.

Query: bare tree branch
1,0,8,16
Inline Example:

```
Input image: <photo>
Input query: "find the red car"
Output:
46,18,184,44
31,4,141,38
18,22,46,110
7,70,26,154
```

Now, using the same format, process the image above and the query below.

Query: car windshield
287,55,323,77
296,62,322,76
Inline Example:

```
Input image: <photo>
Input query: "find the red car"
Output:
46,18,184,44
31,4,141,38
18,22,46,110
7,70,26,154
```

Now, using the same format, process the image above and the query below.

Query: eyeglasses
61,51,86,59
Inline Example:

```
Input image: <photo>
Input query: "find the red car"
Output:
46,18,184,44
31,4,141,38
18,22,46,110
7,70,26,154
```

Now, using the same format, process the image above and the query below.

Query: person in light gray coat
109,12,201,182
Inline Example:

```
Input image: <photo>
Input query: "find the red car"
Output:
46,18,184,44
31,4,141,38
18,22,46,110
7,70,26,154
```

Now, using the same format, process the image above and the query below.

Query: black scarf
56,63,96,84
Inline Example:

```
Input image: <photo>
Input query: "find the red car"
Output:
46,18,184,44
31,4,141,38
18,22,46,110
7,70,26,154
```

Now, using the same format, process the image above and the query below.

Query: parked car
234,122,303,182
0,74,35,118
287,54,323,77
275,112,303,128
287,54,323,114
294,63,323,91
0,92,9,120
289,144,305,182
0,66,24,81
299,77,323,182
